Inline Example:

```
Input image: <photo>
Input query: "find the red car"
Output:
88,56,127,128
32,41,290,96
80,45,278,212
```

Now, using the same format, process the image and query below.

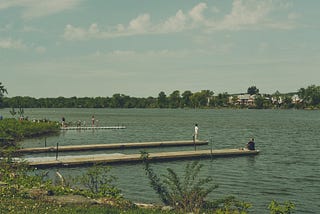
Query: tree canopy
1,84,320,109
247,86,259,95
0,82,8,108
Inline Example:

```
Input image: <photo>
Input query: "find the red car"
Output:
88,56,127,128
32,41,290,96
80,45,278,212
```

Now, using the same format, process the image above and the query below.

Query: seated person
246,138,255,150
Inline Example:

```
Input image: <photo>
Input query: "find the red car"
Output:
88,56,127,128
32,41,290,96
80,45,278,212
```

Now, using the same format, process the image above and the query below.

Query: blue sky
1,0,319,98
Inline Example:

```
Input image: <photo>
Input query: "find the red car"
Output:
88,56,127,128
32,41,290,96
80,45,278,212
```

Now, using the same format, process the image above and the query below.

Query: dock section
18,140,208,153
61,126,126,130
22,149,259,167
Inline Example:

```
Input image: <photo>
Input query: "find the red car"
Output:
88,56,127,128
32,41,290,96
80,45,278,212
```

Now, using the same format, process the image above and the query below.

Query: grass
0,118,60,143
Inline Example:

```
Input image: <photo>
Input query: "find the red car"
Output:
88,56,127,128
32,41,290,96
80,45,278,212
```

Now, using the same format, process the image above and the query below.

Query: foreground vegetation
0,118,60,143
0,148,296,213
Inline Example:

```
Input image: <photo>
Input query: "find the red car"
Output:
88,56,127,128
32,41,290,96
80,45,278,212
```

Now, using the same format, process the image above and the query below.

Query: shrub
268,200,295,214
75,164,122,199
141,151,218,213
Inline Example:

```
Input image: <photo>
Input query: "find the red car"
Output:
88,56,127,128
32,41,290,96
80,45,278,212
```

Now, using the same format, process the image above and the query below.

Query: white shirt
194,126,198,134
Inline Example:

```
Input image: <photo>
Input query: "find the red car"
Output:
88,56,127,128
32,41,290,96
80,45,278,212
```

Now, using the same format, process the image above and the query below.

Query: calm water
1,108,319,213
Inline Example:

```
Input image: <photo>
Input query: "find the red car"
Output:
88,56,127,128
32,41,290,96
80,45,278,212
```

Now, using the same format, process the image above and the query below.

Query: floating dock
21,149,259,168
18,140,208,153
60,126,126,130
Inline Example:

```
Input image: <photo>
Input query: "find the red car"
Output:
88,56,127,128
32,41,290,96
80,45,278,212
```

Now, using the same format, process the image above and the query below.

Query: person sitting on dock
246,138,255,150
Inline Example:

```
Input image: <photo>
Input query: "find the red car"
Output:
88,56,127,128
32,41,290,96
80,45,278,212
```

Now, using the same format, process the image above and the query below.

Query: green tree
282,95,293,109
247,86,259,95
168,90,181,108
191,90,213,108
298,85,320,107
214,92,230,107
110,93,129,108
181,90,193,108
254,95,265,109
0,82,8,108
158,91,168,108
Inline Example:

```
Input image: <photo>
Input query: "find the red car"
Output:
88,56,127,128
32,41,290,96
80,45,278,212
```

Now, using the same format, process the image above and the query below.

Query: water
1,108,319,213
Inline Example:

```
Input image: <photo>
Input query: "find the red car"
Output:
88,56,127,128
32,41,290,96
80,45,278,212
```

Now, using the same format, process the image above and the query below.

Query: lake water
1,108,319,213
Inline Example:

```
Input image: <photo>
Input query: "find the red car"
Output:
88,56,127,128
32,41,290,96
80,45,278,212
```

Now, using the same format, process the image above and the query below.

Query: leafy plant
9,107,16,118
268,200,295,214
210,196,252,214
18,107,24,119
76,164,121,198
141,151,218,213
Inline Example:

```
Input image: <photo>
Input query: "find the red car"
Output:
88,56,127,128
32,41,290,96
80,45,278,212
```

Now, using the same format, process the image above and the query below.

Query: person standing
91,115,95,127
194,124,199,141
61,117,66,127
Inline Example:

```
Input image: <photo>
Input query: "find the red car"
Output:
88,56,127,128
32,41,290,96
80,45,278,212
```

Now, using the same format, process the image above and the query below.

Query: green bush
141,151,219,213
269,200,295,214
0,118,60,144
74,164,122,199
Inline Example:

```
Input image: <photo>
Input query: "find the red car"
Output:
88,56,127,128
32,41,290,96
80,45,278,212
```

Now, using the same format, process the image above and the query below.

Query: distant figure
0,115,3,120
246,138,255,150
61,117,66,127
194,124,199,141
92,115,95,127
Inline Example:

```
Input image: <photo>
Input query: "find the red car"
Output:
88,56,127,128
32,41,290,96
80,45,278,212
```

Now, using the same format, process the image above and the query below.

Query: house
291,94,301,104
236,94,255,106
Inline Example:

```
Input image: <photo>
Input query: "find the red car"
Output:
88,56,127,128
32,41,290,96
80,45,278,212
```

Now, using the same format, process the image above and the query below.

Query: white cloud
0,38,27,49
0,0,81,19
63,4,198,40
0,33,45,52
63,1,298,41
158,10,187,33
128,14,151,32
64,24,88,40
213,0,272,30
189,2,207,22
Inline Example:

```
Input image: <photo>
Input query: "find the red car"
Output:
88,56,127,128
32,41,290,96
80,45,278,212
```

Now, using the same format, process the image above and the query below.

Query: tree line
1,82,320,109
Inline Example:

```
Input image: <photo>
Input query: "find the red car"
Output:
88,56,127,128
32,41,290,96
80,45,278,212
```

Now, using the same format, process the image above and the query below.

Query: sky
1,0,319,98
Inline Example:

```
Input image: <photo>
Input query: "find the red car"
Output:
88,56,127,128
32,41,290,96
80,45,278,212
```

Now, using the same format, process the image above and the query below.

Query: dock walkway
21,149,259,167
18,140,208,153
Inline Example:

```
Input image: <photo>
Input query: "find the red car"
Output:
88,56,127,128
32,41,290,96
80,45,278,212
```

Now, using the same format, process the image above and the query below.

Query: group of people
61,115,96,127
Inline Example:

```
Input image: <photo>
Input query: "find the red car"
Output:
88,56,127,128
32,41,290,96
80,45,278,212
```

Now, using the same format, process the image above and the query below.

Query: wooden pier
18,140,208,153
21,149,259,168
60,126,126,130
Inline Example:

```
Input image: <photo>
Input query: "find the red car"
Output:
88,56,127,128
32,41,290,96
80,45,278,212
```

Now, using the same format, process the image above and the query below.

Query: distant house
291,94,301,104
271,96,282,105
236,94,255,106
